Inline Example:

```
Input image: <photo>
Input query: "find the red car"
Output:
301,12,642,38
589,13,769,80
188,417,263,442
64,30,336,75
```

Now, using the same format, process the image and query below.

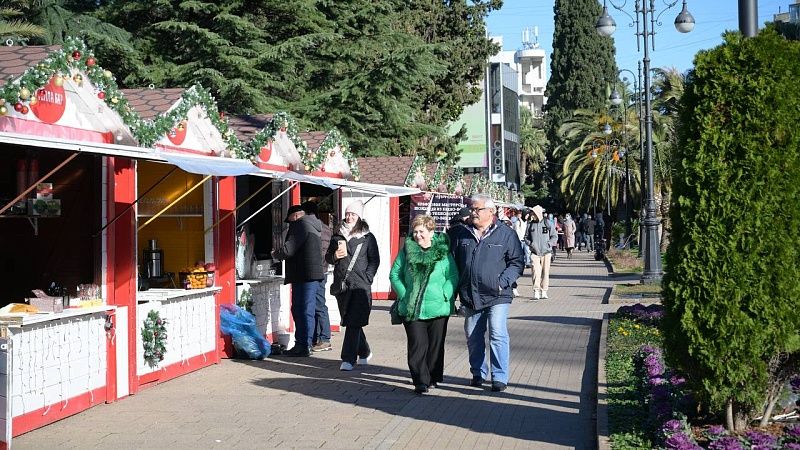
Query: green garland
0,36,147,136
430,161,448,191
242,111,308,161
404,154,427,187
445,167,465,194
0,37,246,158
145,84,244,157
303,129,361,181
141,310,168,368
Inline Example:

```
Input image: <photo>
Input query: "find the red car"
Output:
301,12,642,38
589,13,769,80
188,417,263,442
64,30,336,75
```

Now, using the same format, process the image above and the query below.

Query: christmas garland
404,155,427,187
303,129,361,181
141,310,167,368
0,38,247,158
445,167,465,194
145,84,244,157
429,161,449,191
242,111,308,161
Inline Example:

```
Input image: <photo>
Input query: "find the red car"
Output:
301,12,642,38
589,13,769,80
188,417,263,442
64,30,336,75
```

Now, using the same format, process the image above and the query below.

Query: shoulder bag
330,242,362,296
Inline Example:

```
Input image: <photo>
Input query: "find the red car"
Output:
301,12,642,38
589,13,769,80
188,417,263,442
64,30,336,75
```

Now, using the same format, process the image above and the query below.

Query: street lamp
591,131,622,218
595,0,695,283
609,67,643,245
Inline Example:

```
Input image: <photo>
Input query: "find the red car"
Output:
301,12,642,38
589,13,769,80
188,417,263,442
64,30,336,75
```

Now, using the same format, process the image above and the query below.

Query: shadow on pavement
231,357,586,446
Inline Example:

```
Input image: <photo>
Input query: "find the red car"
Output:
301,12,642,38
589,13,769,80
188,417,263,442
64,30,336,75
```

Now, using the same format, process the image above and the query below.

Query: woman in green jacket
390,214,459,394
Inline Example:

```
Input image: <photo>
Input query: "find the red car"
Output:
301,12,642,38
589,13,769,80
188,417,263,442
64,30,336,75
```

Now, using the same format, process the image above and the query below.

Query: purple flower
669,374,687,386
706,425,726,437
744,431,776,447
647,362,665,377
708,437,745,450
783,443,800,450
662,419,682,433
664,432,701,450
786,424,800,438
649,376,667,386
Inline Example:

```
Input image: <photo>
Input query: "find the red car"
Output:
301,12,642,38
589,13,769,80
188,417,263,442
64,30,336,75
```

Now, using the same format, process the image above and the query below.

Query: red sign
31,77,66,124
258,144,272,163
167,120,187,145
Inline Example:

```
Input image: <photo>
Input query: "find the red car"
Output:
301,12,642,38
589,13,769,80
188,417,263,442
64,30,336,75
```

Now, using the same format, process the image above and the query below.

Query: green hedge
662,27,800,425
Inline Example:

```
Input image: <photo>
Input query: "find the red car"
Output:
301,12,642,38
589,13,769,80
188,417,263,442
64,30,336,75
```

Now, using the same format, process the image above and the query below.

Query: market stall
0,40,139,444
124,86,252,383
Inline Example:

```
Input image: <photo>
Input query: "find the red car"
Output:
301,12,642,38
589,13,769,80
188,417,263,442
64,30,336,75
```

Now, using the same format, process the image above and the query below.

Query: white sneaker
541,290,549,299
512,288,520,296
357,352,373,365
340,362,354,371
533,289,541,300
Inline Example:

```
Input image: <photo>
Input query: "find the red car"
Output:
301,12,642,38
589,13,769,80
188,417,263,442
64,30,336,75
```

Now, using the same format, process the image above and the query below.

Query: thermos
143,239,164,278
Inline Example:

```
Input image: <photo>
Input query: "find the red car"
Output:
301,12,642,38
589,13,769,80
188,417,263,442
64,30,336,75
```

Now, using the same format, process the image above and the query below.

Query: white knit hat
345,200,364,219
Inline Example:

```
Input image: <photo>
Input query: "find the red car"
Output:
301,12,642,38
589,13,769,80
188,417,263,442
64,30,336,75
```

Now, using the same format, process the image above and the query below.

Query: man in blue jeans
272,204,324,357
302,201,333,352
449,194,525,392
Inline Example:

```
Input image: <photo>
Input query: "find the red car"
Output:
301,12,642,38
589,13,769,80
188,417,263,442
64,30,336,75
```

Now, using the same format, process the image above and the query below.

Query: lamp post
610,66,643,245
596,0,695,283
592,127,621,218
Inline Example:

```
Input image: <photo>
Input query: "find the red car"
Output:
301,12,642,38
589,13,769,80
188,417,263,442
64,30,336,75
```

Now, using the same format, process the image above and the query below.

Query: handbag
389,300,403,325
330,242,362,296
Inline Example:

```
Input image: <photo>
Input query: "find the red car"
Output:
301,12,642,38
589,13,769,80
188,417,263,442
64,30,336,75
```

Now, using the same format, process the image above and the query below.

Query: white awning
159,152,260,177
329,178,421,197
0,131,157,160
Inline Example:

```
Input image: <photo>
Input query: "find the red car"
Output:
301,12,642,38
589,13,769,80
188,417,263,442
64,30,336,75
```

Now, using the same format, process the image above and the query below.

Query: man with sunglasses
449,194,525,392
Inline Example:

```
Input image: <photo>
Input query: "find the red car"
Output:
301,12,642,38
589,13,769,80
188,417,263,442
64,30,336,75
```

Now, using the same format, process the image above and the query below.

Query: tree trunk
760,393,779,427
726,399,751,431
657,182,671,251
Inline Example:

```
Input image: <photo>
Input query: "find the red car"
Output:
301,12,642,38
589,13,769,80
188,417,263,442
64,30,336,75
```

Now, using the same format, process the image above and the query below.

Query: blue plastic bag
220,304,271,359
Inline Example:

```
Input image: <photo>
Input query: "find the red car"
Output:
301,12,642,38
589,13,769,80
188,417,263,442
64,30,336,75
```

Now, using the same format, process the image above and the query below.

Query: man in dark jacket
272,204,324,356
302,200,333,352
449,194,525,392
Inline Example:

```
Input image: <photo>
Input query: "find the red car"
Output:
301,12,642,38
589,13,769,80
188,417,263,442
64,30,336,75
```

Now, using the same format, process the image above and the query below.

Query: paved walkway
15,250,619,450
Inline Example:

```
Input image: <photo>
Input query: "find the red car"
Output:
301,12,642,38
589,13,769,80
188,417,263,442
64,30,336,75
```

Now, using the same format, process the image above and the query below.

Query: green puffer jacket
389,232,459,321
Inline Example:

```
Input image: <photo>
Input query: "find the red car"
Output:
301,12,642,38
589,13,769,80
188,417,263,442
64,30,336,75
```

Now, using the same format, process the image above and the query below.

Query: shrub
663,27,800,429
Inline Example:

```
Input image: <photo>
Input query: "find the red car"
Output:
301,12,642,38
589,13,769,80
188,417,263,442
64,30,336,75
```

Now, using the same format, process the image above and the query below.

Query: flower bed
607,304,800,449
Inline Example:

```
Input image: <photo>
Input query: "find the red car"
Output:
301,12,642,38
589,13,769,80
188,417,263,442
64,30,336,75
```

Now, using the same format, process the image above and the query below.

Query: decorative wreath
142,310,168,368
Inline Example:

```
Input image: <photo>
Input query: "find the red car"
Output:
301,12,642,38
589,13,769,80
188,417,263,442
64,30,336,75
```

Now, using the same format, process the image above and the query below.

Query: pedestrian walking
302,200,333,352
272,204,324,357
563,213,577,259
325,200,380,371
586,214,596,252
547,213,559,260
449,194,525,392
390,214,459,394
524,205,557,300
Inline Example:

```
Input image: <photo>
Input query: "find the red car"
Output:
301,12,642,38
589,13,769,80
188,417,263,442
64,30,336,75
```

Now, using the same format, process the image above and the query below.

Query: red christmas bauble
72,51,81,60
86,57,96,67
20,106,29,114
14,102,23,112
97,91,106,100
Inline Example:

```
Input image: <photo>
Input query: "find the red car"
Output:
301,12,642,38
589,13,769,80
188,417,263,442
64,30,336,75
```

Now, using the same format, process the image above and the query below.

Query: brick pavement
14,249,619,450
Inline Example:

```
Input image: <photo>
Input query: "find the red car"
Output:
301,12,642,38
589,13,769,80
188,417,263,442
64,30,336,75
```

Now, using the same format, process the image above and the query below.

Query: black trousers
403,316,449,387
341,326,370,364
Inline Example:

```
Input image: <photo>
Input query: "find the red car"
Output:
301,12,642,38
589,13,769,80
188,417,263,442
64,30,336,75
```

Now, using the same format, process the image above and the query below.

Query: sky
485,0,789,78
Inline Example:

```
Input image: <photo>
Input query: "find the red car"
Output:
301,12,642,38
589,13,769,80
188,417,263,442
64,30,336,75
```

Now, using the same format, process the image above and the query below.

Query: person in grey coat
524,205,558,300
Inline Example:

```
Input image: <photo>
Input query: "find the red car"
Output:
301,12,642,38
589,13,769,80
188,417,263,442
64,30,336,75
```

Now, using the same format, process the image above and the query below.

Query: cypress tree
663,28,800,430
546,0,617,203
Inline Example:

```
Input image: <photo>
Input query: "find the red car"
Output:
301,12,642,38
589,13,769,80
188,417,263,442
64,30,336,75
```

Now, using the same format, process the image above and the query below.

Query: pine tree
546,0,617,205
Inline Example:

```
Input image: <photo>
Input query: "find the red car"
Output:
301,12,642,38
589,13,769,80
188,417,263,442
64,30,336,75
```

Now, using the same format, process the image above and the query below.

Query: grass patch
606,248,643,274
607,315,663,449
614,283,662,297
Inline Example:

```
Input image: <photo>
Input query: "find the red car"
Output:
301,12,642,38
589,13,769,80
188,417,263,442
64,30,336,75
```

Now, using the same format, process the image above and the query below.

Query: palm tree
556,108,641,215
650,67,685,250
519,107,547,182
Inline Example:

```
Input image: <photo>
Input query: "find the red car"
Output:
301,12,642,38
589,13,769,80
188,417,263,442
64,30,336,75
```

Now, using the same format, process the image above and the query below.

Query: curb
597,312,611,450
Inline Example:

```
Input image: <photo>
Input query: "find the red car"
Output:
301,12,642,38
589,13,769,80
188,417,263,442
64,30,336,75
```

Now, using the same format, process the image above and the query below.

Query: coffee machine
143,239,164,278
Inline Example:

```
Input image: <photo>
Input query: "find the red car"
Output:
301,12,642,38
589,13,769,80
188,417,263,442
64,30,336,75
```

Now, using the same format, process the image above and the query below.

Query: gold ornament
103,70,112,79
54,75,65,87
111,97,119,104
19,88,30,100
73,74,83,85
29,97,37,105
0,106,6,115
0,98,5,106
